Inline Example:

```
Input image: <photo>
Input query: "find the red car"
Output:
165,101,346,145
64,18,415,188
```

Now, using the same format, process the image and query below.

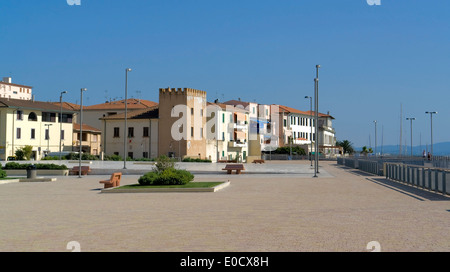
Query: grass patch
118,181,225,189
0,177,23,180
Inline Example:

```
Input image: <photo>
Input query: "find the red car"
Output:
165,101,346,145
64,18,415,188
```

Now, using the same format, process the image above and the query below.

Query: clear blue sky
1,0,449,149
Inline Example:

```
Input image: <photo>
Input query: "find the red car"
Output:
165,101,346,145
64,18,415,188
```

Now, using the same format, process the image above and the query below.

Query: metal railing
337,157,449,196
385,163,449,195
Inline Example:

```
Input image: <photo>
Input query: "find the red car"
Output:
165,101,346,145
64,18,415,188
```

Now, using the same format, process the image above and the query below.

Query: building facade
0,98,75,160
0,77,33,100
101,107,159,159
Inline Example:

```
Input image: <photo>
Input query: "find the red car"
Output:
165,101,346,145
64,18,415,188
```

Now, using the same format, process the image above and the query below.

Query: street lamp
373,120,377,157
406,117,415,157
305,96,313,167
425,111,437,158
79,88,87,178
314,64,320,177
44,124,52,156
59,91,67,161
124,68,132,169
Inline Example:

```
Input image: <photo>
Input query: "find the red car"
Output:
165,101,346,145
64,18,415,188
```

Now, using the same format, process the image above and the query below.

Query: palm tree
336,140,354,154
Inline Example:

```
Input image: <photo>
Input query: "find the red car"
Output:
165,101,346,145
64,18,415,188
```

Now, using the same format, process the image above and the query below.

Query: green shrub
154,155,175,173
182,157,212,163
0,169,6,178
3,162,67,170
104,154,123,161
138,168,194,186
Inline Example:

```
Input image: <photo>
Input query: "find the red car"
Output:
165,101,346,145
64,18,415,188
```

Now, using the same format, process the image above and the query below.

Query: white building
0,97,76,160
0,77,33,100
206,102,249,162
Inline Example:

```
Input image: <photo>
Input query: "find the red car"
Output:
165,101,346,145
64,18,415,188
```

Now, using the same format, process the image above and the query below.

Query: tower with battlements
158,87,207,159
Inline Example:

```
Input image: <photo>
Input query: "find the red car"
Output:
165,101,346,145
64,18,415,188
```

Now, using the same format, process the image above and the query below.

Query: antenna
399,103,402,156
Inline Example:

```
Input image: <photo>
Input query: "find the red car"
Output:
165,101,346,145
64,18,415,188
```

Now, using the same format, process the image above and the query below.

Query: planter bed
101,181,230,193
4,169,69,176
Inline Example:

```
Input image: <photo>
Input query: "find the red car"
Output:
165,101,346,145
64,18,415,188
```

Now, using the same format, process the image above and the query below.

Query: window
59,113,73,123
284,119,287,127
128,127,134,138
92,134,97,142
222,113,225,123
143,127,149,137
114,127,120,138
45,129,50,140
143,152,149,158
76,133,87,141
191,108,194,115
200,127,203,138
128,152,133,159
42,112,56,122
28,112,37,121
253,107,255,114
16,128,21,139
191,127,194,137
16,111,23,120
114,152,119,156
222,132,225,141
31,129,35,139
61,130,65,140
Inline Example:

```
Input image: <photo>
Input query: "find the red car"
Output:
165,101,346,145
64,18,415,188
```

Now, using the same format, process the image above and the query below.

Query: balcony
228,141,247,148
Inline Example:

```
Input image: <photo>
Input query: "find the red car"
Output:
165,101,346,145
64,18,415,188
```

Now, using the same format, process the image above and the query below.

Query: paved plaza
0,160,448,252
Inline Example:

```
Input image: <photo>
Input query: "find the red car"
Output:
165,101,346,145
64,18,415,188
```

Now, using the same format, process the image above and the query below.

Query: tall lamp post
373,120,377,157
314,64,320,177
305,96,313,167
79,88,87,178
425,111,437,157
123,68,132,169
59,91,67,161
406,117,415,157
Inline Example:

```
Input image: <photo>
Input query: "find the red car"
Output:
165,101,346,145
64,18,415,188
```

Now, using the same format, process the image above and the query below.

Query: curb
100,181,230,193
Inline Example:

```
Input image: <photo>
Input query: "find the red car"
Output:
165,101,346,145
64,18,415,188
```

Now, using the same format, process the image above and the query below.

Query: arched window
28,112,38,121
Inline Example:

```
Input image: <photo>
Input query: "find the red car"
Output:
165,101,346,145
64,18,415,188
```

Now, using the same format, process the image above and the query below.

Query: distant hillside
356,141,450,156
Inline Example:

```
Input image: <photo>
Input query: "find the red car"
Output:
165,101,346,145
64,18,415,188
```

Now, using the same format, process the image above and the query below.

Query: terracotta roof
51,101,82,111
100,106,159,120
274,104,334,119
84,98,158,110
207,102,248,113
223,99,250,107
73,123,101,132
0,97,77,113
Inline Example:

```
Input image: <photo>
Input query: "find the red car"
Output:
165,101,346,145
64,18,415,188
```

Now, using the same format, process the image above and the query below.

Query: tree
15,145,33,160
360,146,373,156
336,140,354,154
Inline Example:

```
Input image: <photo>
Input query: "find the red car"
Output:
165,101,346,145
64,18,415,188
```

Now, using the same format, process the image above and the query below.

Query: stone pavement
0,160,448,252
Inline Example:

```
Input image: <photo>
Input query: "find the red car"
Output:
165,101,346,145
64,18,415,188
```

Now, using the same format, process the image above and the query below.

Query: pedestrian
427,152,431,161
422,150,426,159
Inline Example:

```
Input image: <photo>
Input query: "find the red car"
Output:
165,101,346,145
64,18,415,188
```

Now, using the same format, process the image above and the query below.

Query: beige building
73,123,102,155
158,87,207,160
0,97,75,160
0,77,33,100
82,98,158,130
100,107,159,159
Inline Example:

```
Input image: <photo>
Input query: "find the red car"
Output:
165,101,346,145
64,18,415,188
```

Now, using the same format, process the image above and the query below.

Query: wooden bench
69,166,91,175
252,159,265,164
100,172,122,189
222,164,245,174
